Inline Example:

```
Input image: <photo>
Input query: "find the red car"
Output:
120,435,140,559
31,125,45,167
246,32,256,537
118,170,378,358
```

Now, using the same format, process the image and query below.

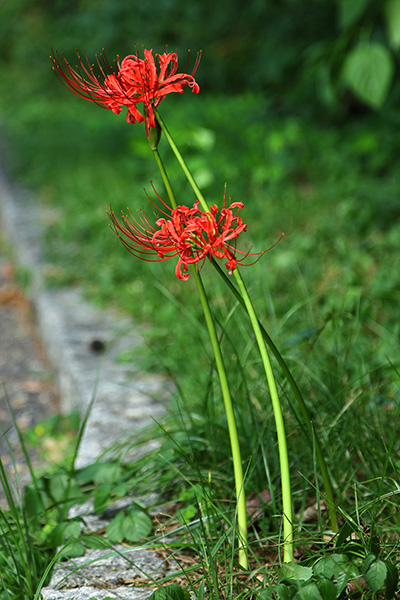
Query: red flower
107,187,279,281
51,47,200,136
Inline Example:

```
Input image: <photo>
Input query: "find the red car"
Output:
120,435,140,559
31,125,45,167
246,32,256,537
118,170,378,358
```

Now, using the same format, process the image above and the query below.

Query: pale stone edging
0,167,173,599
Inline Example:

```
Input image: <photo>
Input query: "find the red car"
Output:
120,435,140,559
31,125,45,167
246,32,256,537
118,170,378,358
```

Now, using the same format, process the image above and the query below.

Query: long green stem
151,143,248,569
155,109,338,533
152,148,177,209
210,260,339,533
233,269,293,561
192,266,248,569
155,109,209,212
155,115,293,557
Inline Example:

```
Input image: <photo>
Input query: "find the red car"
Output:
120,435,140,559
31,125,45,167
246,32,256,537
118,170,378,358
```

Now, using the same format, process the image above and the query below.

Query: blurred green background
2,0,400,109
0,0,399,503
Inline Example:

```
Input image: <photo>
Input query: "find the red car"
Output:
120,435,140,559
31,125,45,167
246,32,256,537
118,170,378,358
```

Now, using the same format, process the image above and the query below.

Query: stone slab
0,160,173,598
47,546,165,590
42,586,153,600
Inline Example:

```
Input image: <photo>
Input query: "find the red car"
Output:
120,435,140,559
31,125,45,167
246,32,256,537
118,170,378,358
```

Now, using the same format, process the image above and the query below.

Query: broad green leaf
106,511,124,541
342,42,394,108
93,462,122,484
23,483,49,520
149,584,191,600
48,472,83,504
385,0,400,49
314,554,353,595
362,553,377,573
63,520,82,539
293,582,323,600
93,483,112,513
123,506,153,541
259,583,291,600
364,558,387,593
106,506,152,542
280,562,313,583
41,517,83,550
112,482,130,499
59,540,85,558
77,461,122,484
384,560,399,599
317,578,337,600
337,0,370,29
335,566,352,595
313,554,349,580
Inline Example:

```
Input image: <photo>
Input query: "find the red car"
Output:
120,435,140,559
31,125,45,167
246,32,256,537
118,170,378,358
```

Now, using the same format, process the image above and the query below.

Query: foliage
24,411,80,469
0,2,400,596
260,542,399,599
0,441,52,599
150,585,191,600
304,0,400,112
0,0,399,114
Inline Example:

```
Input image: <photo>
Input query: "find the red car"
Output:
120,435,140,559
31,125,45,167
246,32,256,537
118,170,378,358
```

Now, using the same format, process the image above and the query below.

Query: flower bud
148,120,162,150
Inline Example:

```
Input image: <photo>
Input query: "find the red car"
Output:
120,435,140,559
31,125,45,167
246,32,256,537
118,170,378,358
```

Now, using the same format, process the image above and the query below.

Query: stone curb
0,167,172,599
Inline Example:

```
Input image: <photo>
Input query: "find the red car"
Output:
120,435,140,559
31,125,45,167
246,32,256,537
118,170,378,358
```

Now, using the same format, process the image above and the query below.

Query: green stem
233,268,293,562
155,109,209,212
155,111,338,533
151,142,248,568
152,147,177,209
210,260,339,533
192,266,248,570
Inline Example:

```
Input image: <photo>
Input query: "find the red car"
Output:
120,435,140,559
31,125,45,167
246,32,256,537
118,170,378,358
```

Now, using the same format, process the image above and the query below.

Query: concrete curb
0,167,172,598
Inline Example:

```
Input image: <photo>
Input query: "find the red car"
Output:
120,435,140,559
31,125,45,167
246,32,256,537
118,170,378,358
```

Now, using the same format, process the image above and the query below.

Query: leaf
293,582,323,600
113,482,130,499
23,483,49,520
384,560,399,600
59,540,85,558
93,483,112,513
279,562,313,583
93,462,122,484
106,505,152,542
313,554,349,580
313,554,351,595
362,553,377,573
84,534,112,549
106,511,124,542
258,583,291,600
337,0,370,29
77,461,121,484
342,42,395,109
335,521,356,548
47,472,83,506
149,584,191,600
123,505,153,541
364,558,387,593
316,578,337,600
385,0,400,50
197,579,206,600
63,520,82,539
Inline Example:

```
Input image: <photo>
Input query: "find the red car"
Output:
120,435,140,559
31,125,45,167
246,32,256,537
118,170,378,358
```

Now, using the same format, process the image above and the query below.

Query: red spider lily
107,187,281,281
51,47,200,136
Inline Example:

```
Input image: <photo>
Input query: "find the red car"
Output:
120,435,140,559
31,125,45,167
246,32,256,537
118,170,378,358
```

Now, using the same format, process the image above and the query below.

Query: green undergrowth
0,69,400,598
1,403,400,599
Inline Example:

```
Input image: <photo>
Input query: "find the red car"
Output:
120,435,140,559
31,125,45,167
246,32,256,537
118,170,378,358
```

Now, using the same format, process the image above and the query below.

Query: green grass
0,66,400,598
